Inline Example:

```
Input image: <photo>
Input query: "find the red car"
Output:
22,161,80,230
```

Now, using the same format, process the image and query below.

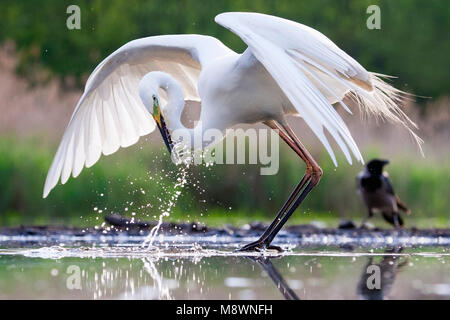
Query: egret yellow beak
152,96,173,154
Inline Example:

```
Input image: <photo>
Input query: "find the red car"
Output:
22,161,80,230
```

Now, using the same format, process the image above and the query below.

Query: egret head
366,159,389,175
139,73,174,155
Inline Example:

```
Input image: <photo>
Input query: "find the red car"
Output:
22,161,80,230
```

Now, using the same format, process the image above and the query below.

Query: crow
357,159,410,229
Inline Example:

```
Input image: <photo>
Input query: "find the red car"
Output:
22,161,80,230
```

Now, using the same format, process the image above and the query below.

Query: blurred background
0,0,449,228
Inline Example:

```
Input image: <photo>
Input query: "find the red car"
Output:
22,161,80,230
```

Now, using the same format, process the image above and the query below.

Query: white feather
215,12,421,165
43,35,233,198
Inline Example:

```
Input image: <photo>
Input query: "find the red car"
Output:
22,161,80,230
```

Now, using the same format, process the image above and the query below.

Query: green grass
0,137,449,228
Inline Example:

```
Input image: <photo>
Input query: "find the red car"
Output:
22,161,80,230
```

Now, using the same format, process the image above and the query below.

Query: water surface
0,235,449,300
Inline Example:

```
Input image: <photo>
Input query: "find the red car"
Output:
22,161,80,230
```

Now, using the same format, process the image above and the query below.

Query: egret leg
239,120,322,252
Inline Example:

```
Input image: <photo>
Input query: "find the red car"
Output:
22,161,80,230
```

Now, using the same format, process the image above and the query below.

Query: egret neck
138,71,220,152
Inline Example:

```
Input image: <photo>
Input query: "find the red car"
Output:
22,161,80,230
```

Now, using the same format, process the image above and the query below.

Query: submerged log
104,214,154,229
104,214,208,234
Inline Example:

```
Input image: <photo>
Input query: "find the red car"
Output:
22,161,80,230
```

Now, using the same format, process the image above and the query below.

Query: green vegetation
0,0,449,99
1,137,449,227
0,0,448,228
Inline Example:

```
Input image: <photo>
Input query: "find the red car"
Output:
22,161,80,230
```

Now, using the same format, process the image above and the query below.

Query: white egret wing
216,12,420,165
43,35,234,198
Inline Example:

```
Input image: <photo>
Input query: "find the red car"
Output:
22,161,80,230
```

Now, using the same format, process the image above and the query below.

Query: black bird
357,159,410,229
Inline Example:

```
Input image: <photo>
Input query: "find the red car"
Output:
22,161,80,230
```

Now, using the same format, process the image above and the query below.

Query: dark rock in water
339,243,356,251
338,220,357,229
249,222,267,231
105,214,153,229
104,214,208,234
285,224,320,234
189,221,207,232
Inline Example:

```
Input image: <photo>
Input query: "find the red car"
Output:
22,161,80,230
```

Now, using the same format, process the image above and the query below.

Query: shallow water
0,235,449,300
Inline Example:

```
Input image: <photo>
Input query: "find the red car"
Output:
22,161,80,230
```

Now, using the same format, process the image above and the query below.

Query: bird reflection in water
357,247,408,300
248,256,300,300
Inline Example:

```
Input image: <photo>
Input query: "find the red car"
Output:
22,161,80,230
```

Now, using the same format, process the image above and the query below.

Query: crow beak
153,113,173,155
382,160,390,165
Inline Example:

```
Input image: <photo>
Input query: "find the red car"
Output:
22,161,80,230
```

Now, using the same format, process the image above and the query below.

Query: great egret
43,12,421,251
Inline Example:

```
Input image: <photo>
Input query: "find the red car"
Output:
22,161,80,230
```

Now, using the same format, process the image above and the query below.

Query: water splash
171,141,194,166
142,143,192,249
2,243,449,260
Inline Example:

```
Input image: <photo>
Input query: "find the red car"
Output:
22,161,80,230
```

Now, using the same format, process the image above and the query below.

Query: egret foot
238,241,283,253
